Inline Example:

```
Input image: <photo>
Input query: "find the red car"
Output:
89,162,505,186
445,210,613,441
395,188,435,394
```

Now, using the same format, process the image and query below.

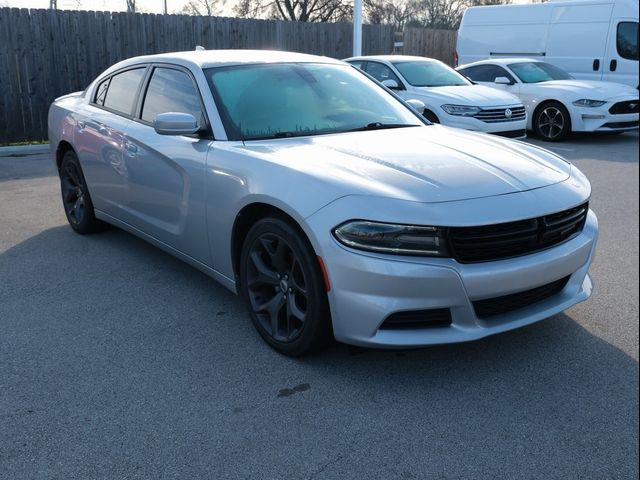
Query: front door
121,66,213,266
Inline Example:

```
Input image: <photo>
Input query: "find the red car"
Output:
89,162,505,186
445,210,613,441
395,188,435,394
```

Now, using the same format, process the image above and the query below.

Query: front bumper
571,106,639,132
441,113,528,138
304,189,597,348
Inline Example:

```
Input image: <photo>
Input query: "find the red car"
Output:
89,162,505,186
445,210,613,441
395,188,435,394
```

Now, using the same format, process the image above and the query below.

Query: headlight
333,220,449,256
441,104,480,116
572,99,606,107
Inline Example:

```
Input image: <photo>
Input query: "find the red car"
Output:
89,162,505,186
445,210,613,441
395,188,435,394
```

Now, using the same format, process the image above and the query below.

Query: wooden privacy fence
0,8,456,143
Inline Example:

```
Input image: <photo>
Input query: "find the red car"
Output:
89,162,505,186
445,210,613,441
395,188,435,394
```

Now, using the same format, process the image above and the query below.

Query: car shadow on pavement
1,224,638,478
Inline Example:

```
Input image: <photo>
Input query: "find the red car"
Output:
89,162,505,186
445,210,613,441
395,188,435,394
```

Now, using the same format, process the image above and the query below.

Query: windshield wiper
343,123,417,133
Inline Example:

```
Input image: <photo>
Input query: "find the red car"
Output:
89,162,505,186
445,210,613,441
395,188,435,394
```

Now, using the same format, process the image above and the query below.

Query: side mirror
153,112,199,136
382,79,402,90
494,76,513,85
406,99,426,115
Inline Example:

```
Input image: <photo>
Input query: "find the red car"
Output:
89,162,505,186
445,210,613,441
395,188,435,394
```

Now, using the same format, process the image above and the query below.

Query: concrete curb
0,143,50,157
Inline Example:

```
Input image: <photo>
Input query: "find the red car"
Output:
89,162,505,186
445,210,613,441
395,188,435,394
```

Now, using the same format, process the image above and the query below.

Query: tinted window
102,68,146,115
364,62,402,85
141,68,204,124
94,78,110,106
460,65,515,83
617,22,639,60
392,60,469,87
348,61,365,70
508,62,573,83
205,63,422,141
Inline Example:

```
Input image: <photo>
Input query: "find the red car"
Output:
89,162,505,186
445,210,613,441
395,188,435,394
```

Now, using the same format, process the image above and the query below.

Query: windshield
508,62,574,83
392,60,471,87
205,63,423,141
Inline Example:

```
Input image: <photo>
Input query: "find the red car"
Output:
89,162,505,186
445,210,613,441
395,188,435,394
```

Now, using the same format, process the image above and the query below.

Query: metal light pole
164,0,168,14
353,0,362,56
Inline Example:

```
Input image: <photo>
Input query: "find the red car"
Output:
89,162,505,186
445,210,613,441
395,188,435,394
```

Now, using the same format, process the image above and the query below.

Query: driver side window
141,67,204,125
364,62,403,86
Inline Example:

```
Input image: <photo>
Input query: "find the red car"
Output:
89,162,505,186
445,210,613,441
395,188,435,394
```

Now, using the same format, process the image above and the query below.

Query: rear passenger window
94,78,110,106
617,22,639,61
101,68,146,116
141,68,203,124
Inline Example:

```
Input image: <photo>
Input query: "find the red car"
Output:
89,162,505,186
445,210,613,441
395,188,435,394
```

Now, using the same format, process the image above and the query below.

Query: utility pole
164,0,168,14
353,0,362,56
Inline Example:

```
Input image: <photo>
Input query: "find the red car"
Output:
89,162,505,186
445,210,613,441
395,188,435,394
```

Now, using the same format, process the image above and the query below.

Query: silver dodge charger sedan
48,50,598,355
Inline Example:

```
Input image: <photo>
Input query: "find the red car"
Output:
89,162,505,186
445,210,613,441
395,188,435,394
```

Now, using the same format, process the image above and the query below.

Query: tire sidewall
534,102,571,142
60,150,100,234
239,217,330,356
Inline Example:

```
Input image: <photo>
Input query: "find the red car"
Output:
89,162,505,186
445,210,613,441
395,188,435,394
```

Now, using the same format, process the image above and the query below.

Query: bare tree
235,0,352,23
364,0,420,30
181,0,226,16
126,0,136,12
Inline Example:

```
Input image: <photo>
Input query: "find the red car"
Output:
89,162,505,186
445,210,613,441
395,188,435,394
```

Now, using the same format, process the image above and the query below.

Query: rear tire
59,150,106,234
239,216,331,356
533,101,571,142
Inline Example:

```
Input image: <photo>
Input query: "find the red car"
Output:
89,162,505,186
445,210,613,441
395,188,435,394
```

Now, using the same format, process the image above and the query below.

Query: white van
457,0,639,88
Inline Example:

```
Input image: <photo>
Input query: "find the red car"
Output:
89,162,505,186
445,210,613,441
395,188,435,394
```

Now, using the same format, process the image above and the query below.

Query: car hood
532,80,639,100
239,125,571,203
409,84,522,107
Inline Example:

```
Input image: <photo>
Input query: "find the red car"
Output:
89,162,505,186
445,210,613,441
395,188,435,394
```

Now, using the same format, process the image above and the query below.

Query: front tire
533,101,571,142
59,150,106,234
239,217,331,356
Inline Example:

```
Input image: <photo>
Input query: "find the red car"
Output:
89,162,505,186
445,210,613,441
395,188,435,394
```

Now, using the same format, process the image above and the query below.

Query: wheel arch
230,202,318,282
55,140,75,172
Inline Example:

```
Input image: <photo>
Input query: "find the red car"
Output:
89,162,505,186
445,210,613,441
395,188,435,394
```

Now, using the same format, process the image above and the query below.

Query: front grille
447,203,588,263
602,121,639,129
380,309,452,330
609,100,639,115
473,276,570,318
493,129,526,139
473,105,526,123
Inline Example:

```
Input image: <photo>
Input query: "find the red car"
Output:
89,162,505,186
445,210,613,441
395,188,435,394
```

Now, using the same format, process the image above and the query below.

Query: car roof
344,55,440,63
104,49,344,73
458,58,544,68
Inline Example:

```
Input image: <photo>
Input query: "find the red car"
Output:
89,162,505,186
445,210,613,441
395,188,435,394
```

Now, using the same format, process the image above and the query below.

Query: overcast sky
2,1,220,14
3,0,536,13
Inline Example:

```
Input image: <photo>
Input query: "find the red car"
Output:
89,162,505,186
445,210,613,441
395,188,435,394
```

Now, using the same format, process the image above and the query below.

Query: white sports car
345,55,528,139
457,58,639,141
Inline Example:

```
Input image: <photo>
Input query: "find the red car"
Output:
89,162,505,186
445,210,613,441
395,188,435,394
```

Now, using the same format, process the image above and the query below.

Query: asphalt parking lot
1,132,638,479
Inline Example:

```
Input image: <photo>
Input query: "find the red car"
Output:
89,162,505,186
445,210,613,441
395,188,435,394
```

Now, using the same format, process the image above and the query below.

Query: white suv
345,55,528,139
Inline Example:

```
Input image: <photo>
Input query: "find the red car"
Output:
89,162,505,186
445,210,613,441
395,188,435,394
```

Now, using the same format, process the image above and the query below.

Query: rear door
74,66,148,218
121,64,213,265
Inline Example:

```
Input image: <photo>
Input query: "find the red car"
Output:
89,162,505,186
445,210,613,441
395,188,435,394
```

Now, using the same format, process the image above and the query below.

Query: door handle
592,59,600,71
610,59,617,71
125,143,138,155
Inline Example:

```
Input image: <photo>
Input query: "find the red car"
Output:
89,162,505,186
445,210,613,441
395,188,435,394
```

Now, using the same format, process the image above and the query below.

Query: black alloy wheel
240,217,331,356
534,102,571,141
59,151,105,234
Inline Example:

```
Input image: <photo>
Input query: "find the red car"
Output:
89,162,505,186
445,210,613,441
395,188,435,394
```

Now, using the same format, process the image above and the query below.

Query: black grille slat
609,100,639,115
473,276,570,318
448,203,588,263
380,309,452,330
